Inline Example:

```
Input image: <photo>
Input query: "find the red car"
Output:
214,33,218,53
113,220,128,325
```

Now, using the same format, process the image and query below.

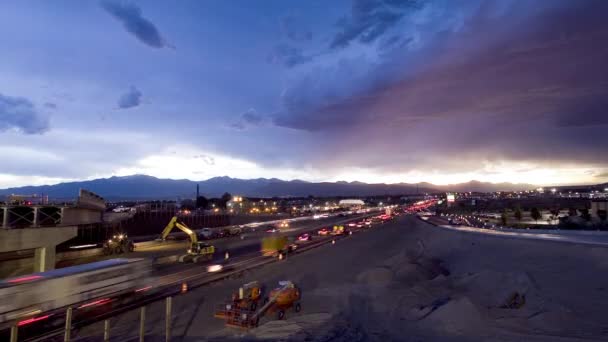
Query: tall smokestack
196,184,200,199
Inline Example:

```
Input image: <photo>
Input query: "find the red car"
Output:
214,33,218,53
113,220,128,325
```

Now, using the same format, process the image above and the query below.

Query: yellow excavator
159,216,215,263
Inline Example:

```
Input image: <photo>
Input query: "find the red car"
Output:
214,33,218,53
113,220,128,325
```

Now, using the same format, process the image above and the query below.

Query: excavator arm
176,222,198,244
159,216,179,240
159,216,198,243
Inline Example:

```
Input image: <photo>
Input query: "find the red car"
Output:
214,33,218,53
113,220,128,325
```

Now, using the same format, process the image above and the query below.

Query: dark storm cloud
117,86,142,109
330,0,421,49
101,0,171,48
230,108,264,130
267,44,313,68
0,93,49,134
281,14,312,42
274,55,382,131
274,0,608,170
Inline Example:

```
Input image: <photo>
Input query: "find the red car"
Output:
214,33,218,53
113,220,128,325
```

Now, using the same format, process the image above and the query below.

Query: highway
422,215,608,247
0,211,390,341
55,213,372,268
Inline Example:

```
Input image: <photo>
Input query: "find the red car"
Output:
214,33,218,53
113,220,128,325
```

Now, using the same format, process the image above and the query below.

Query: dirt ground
77,215,608,341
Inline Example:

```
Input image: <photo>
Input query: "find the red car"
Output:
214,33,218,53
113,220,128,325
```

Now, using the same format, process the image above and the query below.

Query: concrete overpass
0,189,105,276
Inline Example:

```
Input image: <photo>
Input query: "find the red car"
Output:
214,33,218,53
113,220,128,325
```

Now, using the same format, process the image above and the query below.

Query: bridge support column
33,207,39,227
2,208,7,228
34,246,55,272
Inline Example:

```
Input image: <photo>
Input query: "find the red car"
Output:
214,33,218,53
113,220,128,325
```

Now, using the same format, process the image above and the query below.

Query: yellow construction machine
159,216,215,263
217,280,302,328
214,281,264,320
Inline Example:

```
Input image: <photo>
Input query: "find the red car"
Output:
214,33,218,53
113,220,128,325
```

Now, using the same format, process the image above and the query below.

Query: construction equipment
214,281,264,320
159,216,215,263
102,233,134,255
265,280,301,320
261,236,296,257
220,280,301,329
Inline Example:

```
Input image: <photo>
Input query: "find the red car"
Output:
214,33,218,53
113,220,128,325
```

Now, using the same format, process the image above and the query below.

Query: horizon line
1,173,604,191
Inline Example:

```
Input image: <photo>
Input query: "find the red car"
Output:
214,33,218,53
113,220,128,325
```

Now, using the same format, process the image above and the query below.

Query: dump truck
159,216,215,262
261,236,297,257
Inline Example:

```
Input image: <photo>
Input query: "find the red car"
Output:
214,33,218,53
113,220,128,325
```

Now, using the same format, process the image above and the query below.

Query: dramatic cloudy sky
1,0,608,188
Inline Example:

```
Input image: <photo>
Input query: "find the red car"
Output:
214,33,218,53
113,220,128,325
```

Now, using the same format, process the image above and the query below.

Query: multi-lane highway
422,215,608,247
0,210,393,341
57,213,373,268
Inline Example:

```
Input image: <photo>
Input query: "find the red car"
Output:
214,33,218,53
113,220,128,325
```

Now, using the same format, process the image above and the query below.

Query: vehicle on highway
112,205,131,213
0,258,152,325
279,221,290,228
331,225,345,235
266,227,280,233
297,233,312,242
200,228,215,239
159,216,215,262
207,264,225,273
228,226,243,236
317,227,331,236
261,236,296,257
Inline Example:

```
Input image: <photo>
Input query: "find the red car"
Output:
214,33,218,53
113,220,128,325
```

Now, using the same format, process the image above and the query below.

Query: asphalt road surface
423,216,608,247
57,213,374,268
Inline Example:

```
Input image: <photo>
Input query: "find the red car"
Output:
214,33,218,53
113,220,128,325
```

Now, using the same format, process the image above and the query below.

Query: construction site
61,214,608,341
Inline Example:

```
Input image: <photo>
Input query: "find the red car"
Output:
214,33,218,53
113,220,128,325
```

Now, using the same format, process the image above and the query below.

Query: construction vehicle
214,281,264,320
159,216,215,262
261,236,297,257
220,280,301,328
265,280,301,320
102,233,134,255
